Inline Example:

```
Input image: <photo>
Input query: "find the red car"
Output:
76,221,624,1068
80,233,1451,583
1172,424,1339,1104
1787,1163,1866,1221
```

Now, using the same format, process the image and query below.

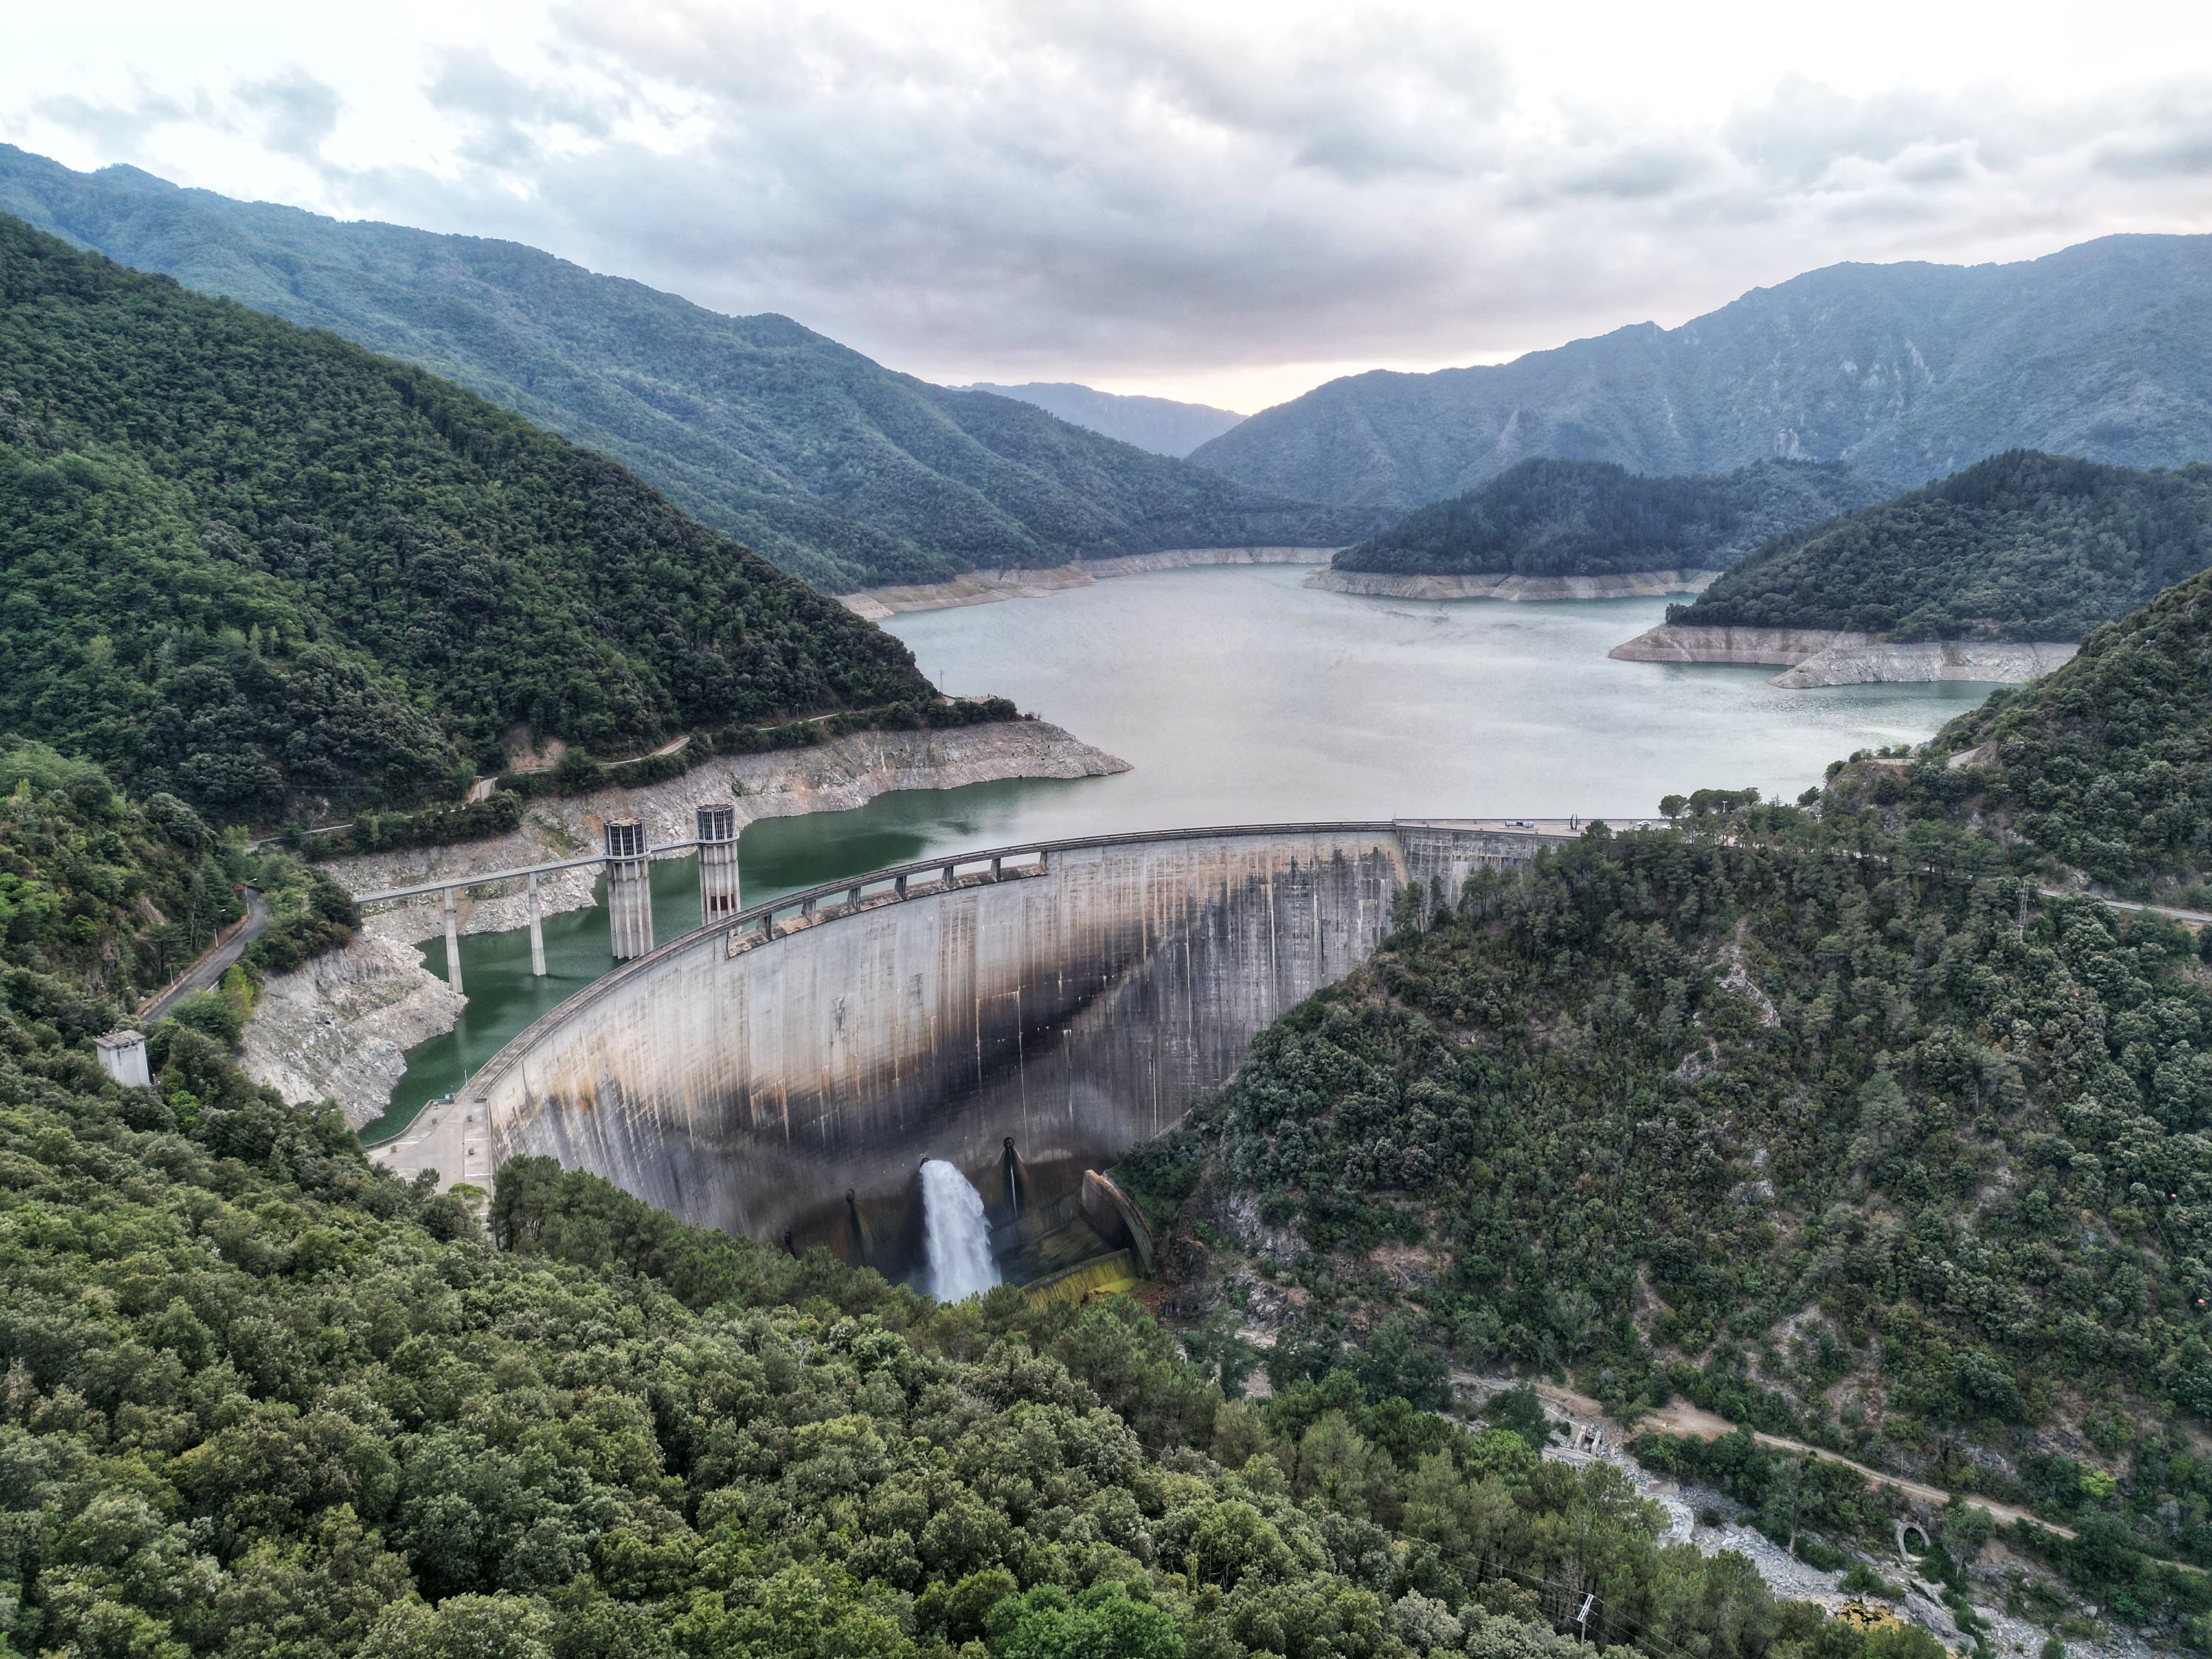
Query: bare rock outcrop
1770,639,2077,687
1607,622,1866,667
241,932,465,1126
839,547,1335,617
1610,622,2077,686
1311,567,1720,602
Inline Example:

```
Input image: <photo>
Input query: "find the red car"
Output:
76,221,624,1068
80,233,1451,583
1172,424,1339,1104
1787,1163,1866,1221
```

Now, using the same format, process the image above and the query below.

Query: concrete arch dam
468,820,1582,1266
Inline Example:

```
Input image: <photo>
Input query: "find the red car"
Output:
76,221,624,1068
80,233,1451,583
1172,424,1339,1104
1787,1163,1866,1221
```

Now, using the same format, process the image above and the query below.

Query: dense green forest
1118,795,2212,1638
0,217,935,821
0,751,1953,1659
0,738,354,1017
1333,462,1881,578
1857,562,2212,898
0,147,1373,591
1673,452,2212,640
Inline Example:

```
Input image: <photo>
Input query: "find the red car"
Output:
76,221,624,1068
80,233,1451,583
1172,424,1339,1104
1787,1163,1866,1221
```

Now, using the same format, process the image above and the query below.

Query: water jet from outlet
919,1160,999,1302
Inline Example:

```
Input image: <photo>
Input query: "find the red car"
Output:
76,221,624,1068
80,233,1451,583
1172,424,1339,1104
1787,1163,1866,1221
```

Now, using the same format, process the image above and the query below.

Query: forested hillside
1671,452,2212,640
1854,560,2212,897
1121,787,2212,1636
1188,235,2212,511
1333,460,1881,578
0,216,936,821
0,754,1946,1659
967,383,1246,458
0,146,1367,591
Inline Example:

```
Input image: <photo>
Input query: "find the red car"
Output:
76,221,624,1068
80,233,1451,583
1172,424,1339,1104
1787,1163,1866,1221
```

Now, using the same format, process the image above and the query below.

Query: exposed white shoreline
838,546,1339,617
1609,622,2079,686
241,720,1130,1124
1309,567,1721,602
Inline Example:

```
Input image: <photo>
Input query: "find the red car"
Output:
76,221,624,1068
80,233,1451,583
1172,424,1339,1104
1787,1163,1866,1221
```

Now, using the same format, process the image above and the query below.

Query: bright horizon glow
8,2,2212,410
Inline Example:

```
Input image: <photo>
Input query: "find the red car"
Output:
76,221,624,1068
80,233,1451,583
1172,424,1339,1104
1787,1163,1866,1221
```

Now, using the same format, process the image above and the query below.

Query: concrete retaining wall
469,821,1564,1257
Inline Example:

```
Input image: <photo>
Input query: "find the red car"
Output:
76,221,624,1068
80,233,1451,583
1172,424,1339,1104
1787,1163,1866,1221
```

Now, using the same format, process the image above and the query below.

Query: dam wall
467,820,1570,1260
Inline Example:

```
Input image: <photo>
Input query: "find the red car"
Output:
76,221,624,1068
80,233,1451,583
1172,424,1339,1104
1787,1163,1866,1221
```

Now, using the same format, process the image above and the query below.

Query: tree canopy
1822,561,2212,898
0,761,1949,1659
0,216,933,822
0,151,1372,592
1674,451,2212,641
1128,810,2212,1634
1334,461,1881,579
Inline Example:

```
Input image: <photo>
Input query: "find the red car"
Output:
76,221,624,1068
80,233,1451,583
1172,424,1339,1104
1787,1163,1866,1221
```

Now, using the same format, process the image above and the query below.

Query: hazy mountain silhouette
967,382,1244,456
1190,236,2212,512
0,146,1367,591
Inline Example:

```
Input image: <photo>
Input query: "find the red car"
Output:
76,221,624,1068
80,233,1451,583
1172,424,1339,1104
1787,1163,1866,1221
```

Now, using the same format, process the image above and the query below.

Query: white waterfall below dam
919,1160,1000,1302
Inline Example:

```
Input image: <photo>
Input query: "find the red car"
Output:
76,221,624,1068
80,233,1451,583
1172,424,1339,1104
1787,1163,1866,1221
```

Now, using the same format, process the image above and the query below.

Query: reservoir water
374,566,2000,1140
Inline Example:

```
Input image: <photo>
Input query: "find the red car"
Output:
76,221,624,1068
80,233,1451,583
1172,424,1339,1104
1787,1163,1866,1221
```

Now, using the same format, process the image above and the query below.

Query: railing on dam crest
370,816,1662,1223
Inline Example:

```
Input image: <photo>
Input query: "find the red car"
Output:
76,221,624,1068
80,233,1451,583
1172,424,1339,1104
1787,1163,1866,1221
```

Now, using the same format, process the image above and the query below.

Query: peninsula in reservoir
1611,450,2212,684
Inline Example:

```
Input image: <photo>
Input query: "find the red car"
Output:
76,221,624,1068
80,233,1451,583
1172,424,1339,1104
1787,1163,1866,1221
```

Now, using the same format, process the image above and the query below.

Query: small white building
94,1030,151,1090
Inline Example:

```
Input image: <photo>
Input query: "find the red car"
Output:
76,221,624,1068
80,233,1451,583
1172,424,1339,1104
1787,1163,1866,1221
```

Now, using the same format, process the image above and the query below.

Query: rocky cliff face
240,933,466,1127
1608,623,1865,667
1771,640,2078,687
839,546,1336,618
240,719,1130,1123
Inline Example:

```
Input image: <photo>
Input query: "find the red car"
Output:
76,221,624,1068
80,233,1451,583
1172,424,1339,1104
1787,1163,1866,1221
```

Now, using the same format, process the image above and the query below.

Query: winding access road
138,888,270,1023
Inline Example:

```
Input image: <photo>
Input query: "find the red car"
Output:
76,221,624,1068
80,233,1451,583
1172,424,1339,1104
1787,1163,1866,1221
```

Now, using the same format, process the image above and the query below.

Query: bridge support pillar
442,887,465,995
605,820,654,960
526,873,546,977
697,804,741,922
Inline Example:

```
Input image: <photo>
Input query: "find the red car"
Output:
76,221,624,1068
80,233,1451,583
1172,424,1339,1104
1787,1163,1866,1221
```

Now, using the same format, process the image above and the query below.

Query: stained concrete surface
411,821,1577,1268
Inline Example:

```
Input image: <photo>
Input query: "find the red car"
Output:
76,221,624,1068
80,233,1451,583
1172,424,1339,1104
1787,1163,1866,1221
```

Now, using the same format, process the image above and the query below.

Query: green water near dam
369,566,2001,1143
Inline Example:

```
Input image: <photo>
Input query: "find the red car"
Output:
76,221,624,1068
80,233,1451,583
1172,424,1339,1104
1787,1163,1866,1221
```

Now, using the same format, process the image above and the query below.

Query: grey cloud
426,48,629,169
35,84,193,158
238,69,340,160
1721,77,1986,187
2094,127,2212,178
1550,145,1713,201
241,11,2212,396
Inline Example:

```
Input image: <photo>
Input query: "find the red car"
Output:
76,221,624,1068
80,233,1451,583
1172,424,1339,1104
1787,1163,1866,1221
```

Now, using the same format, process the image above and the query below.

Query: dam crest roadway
371,817,1637,1276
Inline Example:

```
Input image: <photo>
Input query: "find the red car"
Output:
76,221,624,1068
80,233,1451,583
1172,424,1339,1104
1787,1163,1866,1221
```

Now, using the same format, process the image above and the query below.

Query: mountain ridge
0,145,1370,591
1189,234,2212,511
0,215,932,821
966,381,1245,456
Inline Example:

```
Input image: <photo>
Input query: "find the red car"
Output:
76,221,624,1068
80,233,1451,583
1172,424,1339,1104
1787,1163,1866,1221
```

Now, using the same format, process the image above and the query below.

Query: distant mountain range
965,382,1244,456
1190,235,2212,512
1334,458,1883,578
0,146,1367,592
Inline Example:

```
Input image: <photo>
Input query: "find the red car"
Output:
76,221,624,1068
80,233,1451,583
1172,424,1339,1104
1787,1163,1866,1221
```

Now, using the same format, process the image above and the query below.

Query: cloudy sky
10,1,2212,410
